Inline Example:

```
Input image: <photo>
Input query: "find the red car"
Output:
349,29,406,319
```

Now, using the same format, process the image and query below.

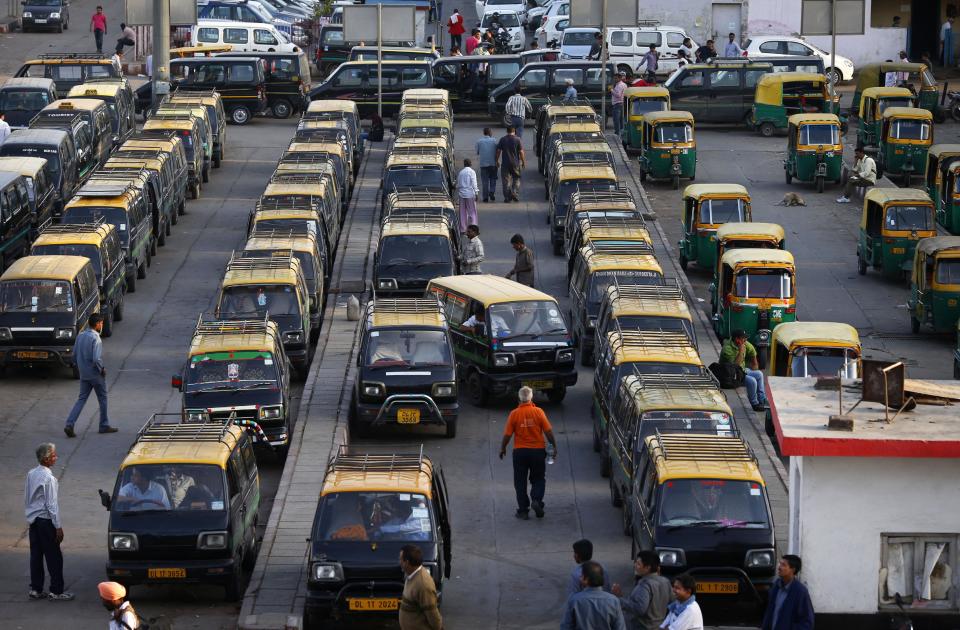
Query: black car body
34,98,113,170
0,78,57,129
0,128,79,219
29,108,97,182
664,60,774,124
0,172,34,272
217,50,312,118
488,61,615,115
15,55,122,94
20,0,69,32
431,55,522,113
309,60,434,118
374,215,457,298
0,155,57,231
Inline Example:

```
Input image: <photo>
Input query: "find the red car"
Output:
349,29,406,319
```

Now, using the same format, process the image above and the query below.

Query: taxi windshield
489,300,567,340
935,258,960,285
365,329,451,367
0,89,51,112
588,270,662,305
889,119,930,141
659,479,770,528
0,280,73,312
702,198,744,224
790,347,857,377
654,123,692,144
734,270,793,299
185,351,279,390
558,180,616,206
379,235,452,267
885,204,931,230
220,285,301,317
61,207,129,244
630,99,667,115
31,244,102,282
114,464,226,512
383,167,445,191
558,151,611,165
318,491,433,542
798,123,838,145
637,412,733,441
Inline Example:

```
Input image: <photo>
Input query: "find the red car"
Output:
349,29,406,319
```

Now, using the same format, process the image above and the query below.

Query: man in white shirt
461,224,485,274
457,158,480,229
118,466,171,510
660,574,703,630
505,88,533,138
0,112,11,145
24,442,74,601
837,146,877,203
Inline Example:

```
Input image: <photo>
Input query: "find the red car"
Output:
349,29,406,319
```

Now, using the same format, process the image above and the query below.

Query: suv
305,447,452,625
15,54,121,94
20,0,70,33
743,35,854,84
606,24,697,77
664,59,773,124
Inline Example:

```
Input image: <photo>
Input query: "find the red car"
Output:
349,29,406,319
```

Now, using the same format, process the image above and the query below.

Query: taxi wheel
272,99,293,119
910,315,920,334
609,476,622,507
759,122,775,138
857,254,867,276
70,363,79,379
230,106,251,125
225,560,244,601
126,272,137,294
638,168,646,183
114,296,124,322
202,167,210,183
137,260,146,280
101,309,114,338
190,182,200,200
621,502,632,536
444,416,458,439
816,175,825,194
467,372,487,407
547,383,566,404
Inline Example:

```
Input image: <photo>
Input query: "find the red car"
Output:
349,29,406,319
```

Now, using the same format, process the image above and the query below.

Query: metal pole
829,0,836,104
377,2,383,119
152,0,171,111
600,0,607,130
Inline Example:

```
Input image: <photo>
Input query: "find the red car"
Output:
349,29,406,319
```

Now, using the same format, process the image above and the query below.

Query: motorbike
948,90,960,122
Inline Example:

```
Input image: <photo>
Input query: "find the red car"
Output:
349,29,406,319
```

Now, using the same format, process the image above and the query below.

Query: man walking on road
399,544,443,630
661,574,703,630
457,158,479,229
496,126,525,202
720,329,768,412
505,233,535,287
90,6,107,55
461,225,485,274
611,72,627,135
448,8,465,52
761,555,815,630
836,146,876,203
567,539,611,598
64,313,116,437
612,550,673,630
476,127,498,201
25,442,74,602
637,45,659,83
500,386,557,519
505,88,533,138
561,562,627,630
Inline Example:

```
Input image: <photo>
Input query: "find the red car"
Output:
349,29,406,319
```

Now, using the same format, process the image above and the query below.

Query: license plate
397,408,420,424
35,18,46,22
696,580,739,594
348,597,399,611
148,568,186,579
892,247,905,254
523,379,554,390
15,350,48,360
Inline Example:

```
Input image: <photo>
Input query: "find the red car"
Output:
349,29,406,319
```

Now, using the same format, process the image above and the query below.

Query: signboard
801,0,864,36
569,0,638,29
343,5,416,43
125,0,197,26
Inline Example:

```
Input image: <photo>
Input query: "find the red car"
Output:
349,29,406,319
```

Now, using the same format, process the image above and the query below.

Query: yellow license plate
397,408,420,424
523,379,554,390
892,247,905,254
148,568,186,579
16,350,48,360
697,580,739,594
348,598,400,611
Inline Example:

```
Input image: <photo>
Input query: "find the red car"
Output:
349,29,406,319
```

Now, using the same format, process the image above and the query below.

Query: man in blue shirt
476,127,499,202
564,79,578,103
567,539,611,598
561,561,626,630
63,313,116,436
762,555,814,630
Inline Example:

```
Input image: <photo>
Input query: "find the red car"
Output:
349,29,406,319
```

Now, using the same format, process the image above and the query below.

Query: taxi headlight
362,382,384,397
49,12,60,18
198,531,228,550
0,327,11,340
22,11,31,17
260,405,283,420
312,562,344,582
187,409,206,422
378,278,398,290
283,331,303,343
587,317,597,329
110,533,138,551
746,549,776,568
657,547,686,567
432,382,456,397
556,348,574,363
56,328,74,339
494,353,515,367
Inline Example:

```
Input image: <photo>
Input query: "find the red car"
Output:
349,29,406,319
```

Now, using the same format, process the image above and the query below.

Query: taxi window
268,58,297,80
225,28,249,44
631,98,667,115
759,41,782,54
520,68,547,87
379,234,451,265
791,347,857,378
488,300,566,340
114,464,226,511
553,68,583,85
228,63,255,83
87,65,113,79
678,71,704,88
255,29,278,46
195,64,227,83
709,69,739,88
51,65,83,81
186,350,279,389
659,479,769,528
734,270,793,299
32,243,102,280
703,198,744,224
936,259,960,285
889,119,930,141
366,329,451,367
588,270,662,304
198,27,219,43
401,67,429,87
318,492,433,542
220,285,301,317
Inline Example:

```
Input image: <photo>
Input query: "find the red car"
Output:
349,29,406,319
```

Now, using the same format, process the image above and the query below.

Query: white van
605,23,697,77
191,19,300,53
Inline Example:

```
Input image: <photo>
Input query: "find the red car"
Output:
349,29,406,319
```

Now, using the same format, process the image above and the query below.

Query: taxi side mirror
171,373,183,390
98,489,112,510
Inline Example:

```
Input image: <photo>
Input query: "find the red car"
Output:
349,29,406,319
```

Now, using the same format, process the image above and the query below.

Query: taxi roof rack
607,325,695,356
381,212,450,228
370,297,445,317
394,131,451,143
227,251,296,271
169,88,220,97
578,214,648,231
387,188,453,200
269,172,326,185
651,429,757,464
155,103,204,112
250,226,312,239
256,196,319,212
558,158,616,169
626,367,720,391
108,149,166,160
137,412,238,444
194,312,273,337
607,277,685,302
302,110,348,121
389,145,445,156
75,180,137,198
93,165,148,178
571,188,636,205
30,111,84,127
583,240,655,256
40,216,106,234
278,153,339,166
294,125,348,137
328,444,428,474
76,76,126,84
38,52,107,60
544,97,597,109
402,96,448,107
149,112,197,121
133,129,179,139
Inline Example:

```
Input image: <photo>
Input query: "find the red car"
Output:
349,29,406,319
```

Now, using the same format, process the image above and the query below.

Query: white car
743,35,855,83
480,10,524,52
526,0,553,30
476,0,527,25
559,27,600,59
535,1,569,48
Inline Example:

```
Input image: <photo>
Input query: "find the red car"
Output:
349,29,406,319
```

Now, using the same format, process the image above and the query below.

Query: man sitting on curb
720,329,768,412
836,146,876,204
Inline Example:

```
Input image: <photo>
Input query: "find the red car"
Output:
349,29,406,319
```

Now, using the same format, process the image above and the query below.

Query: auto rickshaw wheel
679,253,688,271
759,122,775,138
910,315,921,334
101,308,114,338
816,175,825,193
672,174,680,190
857,254,867,275
785,169,792,185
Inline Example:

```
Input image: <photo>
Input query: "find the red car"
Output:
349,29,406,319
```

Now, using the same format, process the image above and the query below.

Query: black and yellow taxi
153,104,215,181
562,189,641,261
375,215,458,297
86,166,169,250
172,316,293,452
99,413,263,600
0,254,99,375
384,190,458,236
247,198,324,250
305,447,452,625
626,433,776,607
113,133,190,218
165,90,227,167
543,139,614,199
303,100,361,167
0,171,33,272
28,106,98,183
392,137,455,192
427,275,577,405
351,298,459,438
548,161,619,255
31,220,125,336
36,98,113,167
140,116,206,199
595,283,695,352
0,155,56,231
284,139,353,201
262,172,341,267
538,126,605,179
67,81,137,148
103,154,182,239
382,151,450,208
0,128,80,220
15,53,122,93
295,119,357,181
273,154,348,218
566,213,651,281
534,102,600,161
219,50,312,119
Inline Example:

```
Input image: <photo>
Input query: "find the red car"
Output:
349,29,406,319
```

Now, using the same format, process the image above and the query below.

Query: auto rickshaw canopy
855,62,936,92
916,235,960,258
881,106,933,122
642,110,695,125
720,248,795,269
716,222,785,243
770,321,860,352
754,72,828,106
683,183,750,201
858,86,914,118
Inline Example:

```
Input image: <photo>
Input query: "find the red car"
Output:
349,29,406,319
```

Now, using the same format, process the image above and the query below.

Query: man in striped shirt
505,88,533,138
611,72,627,136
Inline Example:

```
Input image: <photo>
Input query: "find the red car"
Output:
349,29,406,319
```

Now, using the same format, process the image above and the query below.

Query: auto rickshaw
850,62,943,122
636,111,696,190
925,144,960,224
857,87,915,149
938,162,960,235
768,322,861,378
857,188,936,278
712,222,785,310
783,113,843,193
711,249,797,364
679,184,751,271
908,236,960,333
752,72,836,137
877,107,933,187
623,87,670,152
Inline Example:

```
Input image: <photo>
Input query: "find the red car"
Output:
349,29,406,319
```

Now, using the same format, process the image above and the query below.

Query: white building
769,376,960,628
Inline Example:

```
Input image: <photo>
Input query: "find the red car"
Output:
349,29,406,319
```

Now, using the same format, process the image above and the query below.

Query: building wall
792,456,960,614
634,0,748,47
748,0,907,66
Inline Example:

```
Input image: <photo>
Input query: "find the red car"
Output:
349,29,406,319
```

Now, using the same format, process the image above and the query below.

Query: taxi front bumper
482,368,578,396
356,394,458,427
106,557,238,586
0,344,74,367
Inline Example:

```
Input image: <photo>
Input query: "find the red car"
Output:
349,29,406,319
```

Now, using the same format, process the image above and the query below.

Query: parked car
743,35,854,84
309,60,433,118
480,10,524,53
525,0,554,31
432,54,522,113
218,50,312,118
476,0,527,25
559,27,600,59
488,61,615,115
0,78,57,129
664,59,773,124
606,24,697,78
190,20,299,54
535,0,568,47
20,0,69,32
198,0,296,37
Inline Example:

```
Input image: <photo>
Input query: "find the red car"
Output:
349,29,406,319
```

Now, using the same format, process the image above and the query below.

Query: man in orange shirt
500,386,558,520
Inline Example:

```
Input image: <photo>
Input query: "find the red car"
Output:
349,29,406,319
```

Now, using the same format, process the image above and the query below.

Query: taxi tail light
785,306,796,314
171,374,183,390
885,238,895,244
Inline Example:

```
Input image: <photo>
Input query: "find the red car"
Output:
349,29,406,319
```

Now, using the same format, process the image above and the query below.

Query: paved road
0,117,300,628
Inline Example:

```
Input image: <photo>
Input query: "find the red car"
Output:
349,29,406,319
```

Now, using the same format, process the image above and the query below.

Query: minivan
0,128,79,219
218,50,311,118
191,20,299,54
67,81,138,147
309,61,434,118
664,60,774,124
15,54,122,94
29,107,98,182
168,57,269,125
0,156,57,230
488,61,615,116
0,172,34,272
35,98,113,170
0,78,57,129
431,55,523,113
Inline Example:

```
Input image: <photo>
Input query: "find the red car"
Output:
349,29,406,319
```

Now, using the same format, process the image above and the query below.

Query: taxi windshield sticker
227,363,240,380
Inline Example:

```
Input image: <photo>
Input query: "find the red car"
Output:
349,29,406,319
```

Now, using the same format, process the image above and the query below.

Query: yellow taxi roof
171,44,234,56
428,275,557,307
321,452,434,498
916,236,960,257
388,197,455,210
121,138,178,150
721,248,795,267
287,141,344,155
622,374,731,414
864,188,932,206
606,329,701,365
861,86,914,100
546,104,597,116
642,110,694,123
253,208,318,221
1,254,89,281
606,290,691,320
307,100,359,114
0,156,47,177
381,216,450,238
398,117,451,129
25,57,115,65
683,183,749,200
106,156,163,171
121,424,246,469
168,93,222,106
557,142,612,153
143,118,192,131
245,234,316,255
582,225,652,243
624,86,670,98
403,88,450,100
66,193,135,209
928,144,960,159
222,259,302,287
882,106,933,120
385,153,445,168
788,113,841,125
573,199,637,212
33,225,112,247
557,164,617,180
770,321,860,350
549,121,603,134
367,298,446,329
188,319,281,357
645,433,764,484
580,248,663,274
44,98,104,112
67,83,122,98
716,222,785,241
263,178,332,197
394,136,448,148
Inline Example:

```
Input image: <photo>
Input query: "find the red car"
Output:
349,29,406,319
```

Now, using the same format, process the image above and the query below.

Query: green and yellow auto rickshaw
623,87,670,153
711,249,797,360
678,184,751,271
712,222,785,312
851,62,943,122
636,110,696,190
769,321,861,378
857,87,915,149
783,113,843,192
926,144,960,220
877,107,933,187
937,162,960,235
752,72,835,137
857,188,936,278
909,236,960,333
